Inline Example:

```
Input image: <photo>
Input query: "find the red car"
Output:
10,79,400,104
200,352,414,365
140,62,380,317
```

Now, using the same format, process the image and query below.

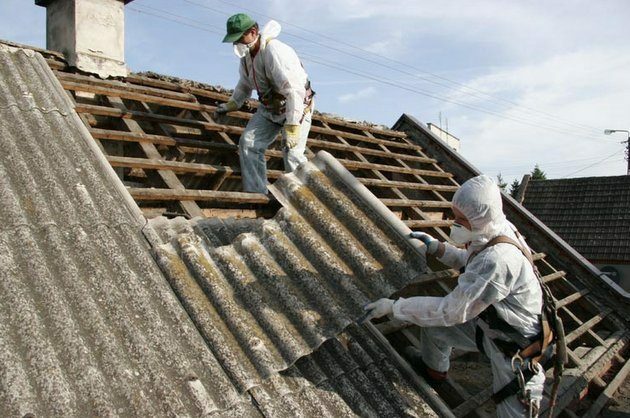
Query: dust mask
449,223,474,245
233,36,259,58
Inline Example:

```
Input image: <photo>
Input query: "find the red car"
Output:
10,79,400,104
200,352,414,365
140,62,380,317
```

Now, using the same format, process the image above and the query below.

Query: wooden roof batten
51,62,630,416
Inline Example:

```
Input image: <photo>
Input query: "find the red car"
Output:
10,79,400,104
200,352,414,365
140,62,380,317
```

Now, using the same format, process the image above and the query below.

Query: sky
2,0,629,185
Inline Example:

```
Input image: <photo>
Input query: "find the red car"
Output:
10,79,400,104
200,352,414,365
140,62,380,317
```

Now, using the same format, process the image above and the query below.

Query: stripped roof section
144,151,427,392
523,176,630,262
0,45,257,417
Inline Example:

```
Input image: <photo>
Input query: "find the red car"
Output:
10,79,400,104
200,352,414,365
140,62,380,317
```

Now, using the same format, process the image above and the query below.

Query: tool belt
258,80,315,120
466,235,564,406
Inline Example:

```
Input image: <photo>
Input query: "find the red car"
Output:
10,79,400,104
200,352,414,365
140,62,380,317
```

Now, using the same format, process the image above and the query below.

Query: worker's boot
402,346,448,383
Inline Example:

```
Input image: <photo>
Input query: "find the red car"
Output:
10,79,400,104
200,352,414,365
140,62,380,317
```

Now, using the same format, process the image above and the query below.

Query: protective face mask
233,37,259,58
449,223,474,245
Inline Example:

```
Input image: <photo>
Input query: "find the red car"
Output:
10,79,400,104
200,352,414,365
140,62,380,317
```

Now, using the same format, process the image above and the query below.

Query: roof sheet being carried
522,175,630,262
144,151,428,392
0,44,258,417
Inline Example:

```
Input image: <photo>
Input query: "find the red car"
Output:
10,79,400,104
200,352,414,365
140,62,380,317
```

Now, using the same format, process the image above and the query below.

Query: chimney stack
35,0,134,78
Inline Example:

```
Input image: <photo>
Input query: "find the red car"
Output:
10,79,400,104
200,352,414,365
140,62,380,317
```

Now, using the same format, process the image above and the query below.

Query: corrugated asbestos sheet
144,151,428,392
248,324,437,418
0,45,259,417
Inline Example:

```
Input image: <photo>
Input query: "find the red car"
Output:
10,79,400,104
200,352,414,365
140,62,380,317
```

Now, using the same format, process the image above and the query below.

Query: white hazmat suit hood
391,174,545,417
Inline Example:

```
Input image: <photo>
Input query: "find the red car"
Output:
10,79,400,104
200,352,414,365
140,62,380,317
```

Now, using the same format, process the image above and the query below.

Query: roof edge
392,113,630,308
26,47,146,226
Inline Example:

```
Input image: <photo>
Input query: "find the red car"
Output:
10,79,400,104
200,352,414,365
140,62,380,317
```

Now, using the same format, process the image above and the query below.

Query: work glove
361,298,394,323
284,124,300,149
410,231,439,255
215,100,238,115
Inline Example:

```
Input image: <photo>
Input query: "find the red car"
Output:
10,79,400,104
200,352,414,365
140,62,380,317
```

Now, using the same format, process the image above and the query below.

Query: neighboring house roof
2,38,629,417
522,176,630,263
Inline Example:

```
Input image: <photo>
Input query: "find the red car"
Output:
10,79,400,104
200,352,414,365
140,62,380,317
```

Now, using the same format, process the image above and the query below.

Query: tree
531,164,547,180
509,179,520,198
496,173,508,192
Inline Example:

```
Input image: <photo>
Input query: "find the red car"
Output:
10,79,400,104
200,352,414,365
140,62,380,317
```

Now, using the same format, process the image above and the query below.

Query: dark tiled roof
523,176,630,262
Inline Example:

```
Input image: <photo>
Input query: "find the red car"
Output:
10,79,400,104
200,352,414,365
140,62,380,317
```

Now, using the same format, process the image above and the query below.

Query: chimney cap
36,0,135,6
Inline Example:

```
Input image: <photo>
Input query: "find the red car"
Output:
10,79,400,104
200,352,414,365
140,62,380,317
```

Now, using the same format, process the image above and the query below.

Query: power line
561,149,624,178
128,5,223,34
130,3,616,144
298,52,612,144
188,0,606,136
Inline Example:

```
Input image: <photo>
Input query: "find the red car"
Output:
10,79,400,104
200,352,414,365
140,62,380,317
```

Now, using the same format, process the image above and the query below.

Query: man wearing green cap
216,13,315,194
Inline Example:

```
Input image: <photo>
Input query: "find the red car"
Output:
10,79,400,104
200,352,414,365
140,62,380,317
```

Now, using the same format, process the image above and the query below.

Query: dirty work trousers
421,321,545,418
238,103,313,194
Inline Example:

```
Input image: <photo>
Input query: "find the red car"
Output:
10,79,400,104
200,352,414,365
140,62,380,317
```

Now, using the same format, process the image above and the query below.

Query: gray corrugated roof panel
0,45,258,417
144,151,427,392
249,325,437,418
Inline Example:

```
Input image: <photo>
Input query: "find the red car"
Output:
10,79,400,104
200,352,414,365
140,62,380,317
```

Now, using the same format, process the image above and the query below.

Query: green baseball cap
222,13,256,43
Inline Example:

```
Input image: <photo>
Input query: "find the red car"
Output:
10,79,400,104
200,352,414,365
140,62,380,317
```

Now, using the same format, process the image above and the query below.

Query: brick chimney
35,0,134,78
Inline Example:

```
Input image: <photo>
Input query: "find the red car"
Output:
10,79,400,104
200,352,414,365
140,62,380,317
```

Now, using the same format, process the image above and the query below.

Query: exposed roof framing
31,47,630,416
52,68,458,227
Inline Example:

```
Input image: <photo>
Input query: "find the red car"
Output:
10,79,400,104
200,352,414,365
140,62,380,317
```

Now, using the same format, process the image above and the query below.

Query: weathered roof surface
249,324,438,418
144,151,427,392
0,44,258,417
522,176,630,262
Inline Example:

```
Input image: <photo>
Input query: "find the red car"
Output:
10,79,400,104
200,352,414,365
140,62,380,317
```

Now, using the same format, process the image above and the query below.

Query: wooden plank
335,159,452,178
565,310,612,345
106,96,203,218
542,270,566,283
128,188,270,203
56,71,196,102
452,386,494,417
89,128,238,152
557,289,591,309
307,138,433,163
583,356,630,418
107,155,240,176
357,178,458,192
75,102,419,152
124,73,408,139
404,219,454,228
380,199,452,208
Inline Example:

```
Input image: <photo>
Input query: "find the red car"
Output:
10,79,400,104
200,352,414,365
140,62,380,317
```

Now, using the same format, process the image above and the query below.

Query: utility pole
604,129,630,175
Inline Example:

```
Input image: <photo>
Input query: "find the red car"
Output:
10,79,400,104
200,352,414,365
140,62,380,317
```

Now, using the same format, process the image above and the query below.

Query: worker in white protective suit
364,175,546,417
215,13,315,194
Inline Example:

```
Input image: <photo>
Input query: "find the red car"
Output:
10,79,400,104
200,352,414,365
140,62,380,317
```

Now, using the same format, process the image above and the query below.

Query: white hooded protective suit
392,175,545,417
229,21,313,193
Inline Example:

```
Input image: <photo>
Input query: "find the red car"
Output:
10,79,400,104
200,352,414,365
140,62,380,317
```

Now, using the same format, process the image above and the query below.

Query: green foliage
509,179,520,198
531,164,547,180
496,173,508,191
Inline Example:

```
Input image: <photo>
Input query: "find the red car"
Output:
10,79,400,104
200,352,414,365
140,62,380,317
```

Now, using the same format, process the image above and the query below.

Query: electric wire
130,2,615,144
561,149,624,178
183,0,606,136
298,52,611,144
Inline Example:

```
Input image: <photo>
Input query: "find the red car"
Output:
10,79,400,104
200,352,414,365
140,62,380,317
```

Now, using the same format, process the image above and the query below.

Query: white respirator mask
449,223,474,245
233,36,259,58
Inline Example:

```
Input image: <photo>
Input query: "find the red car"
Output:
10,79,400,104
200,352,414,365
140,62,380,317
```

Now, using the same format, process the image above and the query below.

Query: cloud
338,86,377,103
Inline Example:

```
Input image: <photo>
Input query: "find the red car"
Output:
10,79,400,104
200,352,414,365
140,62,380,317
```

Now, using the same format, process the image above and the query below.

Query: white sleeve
391,248,511,327
265,42,307,125
230,61,253,108
436,242,468,269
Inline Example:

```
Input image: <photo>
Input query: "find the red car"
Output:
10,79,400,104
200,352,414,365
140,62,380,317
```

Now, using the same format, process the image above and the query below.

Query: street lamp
604,129,630,175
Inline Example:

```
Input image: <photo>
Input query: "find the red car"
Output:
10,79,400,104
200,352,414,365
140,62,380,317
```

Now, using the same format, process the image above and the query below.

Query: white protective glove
409,231,439,255
284,124,300,149
361,298,394,322
215,100,238,115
